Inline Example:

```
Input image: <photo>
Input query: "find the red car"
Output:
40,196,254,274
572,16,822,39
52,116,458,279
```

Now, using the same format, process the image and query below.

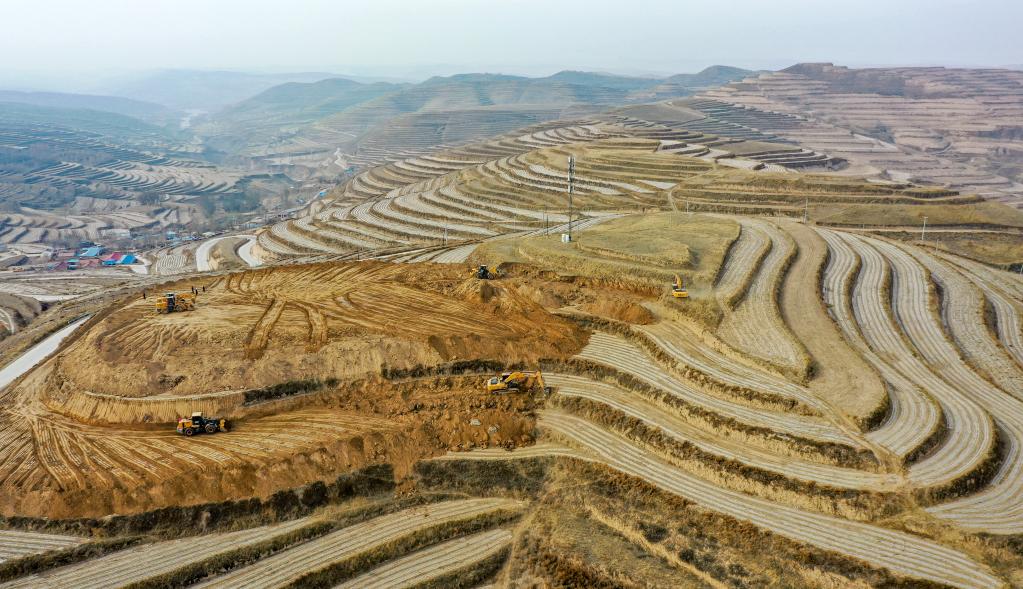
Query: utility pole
803,197,809,224
544,204,549,236
567,155,575,241
921,216,928,242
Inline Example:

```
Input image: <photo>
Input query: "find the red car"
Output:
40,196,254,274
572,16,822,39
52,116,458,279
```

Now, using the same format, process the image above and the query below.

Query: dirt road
0,316,89,391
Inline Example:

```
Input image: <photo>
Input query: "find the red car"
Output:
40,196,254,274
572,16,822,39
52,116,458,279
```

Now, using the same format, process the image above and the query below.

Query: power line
567,155,575,241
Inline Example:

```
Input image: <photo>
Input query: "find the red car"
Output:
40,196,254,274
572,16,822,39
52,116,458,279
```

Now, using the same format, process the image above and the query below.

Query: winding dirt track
576,333,856,446
548,373,900,491
540,411,1002,589
195,498,522,588
430,243,479,263
817,229,940,458
0,518,313,588
0,530,85,564
333,528,512,589
432,443,582,461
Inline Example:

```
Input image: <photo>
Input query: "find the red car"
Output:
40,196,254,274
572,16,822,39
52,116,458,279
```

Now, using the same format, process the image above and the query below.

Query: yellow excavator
485,370,552,394
155,291,196,313
671,274,689,299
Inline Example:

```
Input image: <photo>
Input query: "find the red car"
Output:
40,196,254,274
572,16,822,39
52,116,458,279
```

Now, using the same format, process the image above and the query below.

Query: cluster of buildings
47,244,138,271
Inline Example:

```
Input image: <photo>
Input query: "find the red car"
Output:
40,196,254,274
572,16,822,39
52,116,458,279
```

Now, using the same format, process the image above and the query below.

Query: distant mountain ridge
224,66,752,122
101,70,350,111
220,78,404,123
665,65,755,85
197,65,755,158
0,90,176,124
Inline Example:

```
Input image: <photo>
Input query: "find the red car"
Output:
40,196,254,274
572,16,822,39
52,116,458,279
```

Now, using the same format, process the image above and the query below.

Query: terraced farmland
194,498,521,588
0,530,85,564
4,93,1023,587
252,113,936,264
695,64,1023,207
434,205,1023,585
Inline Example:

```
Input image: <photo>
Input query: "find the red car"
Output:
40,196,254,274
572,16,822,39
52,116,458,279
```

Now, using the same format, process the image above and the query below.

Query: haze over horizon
2,0,1021,92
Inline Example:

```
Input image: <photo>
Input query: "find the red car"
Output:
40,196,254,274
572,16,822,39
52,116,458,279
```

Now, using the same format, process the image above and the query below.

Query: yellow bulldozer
486,370,552,395
671,274,689,299
155,291,196,313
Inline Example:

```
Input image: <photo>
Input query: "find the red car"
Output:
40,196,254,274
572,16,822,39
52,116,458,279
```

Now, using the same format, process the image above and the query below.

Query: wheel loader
671,274,689,299
473,265,495,280
176,412,228,436
486,370,552,394
155,291,196,313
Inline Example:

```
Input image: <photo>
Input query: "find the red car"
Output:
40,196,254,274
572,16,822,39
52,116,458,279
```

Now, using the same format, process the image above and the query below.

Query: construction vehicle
155,291,196,313
486,370,552,394
473,265,495,280
671,274,689,299
176,412,228,436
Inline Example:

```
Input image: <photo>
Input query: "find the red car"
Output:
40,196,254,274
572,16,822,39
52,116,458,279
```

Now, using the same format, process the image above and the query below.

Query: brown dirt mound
578,298,655,325
52,261,587,399
0,376,539,519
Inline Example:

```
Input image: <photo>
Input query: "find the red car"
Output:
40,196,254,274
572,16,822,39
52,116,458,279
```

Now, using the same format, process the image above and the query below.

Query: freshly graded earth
52,261,586,398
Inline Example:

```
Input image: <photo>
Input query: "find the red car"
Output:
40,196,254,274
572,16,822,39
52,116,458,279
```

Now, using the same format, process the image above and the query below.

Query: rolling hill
102,69,348,111
199,67,755,168
0,90,176,125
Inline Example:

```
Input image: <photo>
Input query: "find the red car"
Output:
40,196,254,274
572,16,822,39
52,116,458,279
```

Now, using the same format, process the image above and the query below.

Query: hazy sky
2,0,1021,86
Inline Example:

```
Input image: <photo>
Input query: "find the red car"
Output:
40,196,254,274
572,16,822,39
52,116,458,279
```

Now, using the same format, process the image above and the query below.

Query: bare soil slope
53,262,585,398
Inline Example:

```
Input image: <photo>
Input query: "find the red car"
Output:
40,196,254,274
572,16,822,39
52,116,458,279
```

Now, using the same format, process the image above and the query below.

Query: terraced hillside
431,213,1023,586
4,205,1014,584
254,115,969,264
4,81,1023,587
0,102,255,244
695,63,1023,208
200,68,754,171
0,261,585,517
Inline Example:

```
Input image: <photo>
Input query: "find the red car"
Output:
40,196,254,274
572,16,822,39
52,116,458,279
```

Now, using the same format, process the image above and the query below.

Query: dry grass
476,212,738,289
528,460,919,588
913,233,1023,268
811,200,1023,228
775,219,888,420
